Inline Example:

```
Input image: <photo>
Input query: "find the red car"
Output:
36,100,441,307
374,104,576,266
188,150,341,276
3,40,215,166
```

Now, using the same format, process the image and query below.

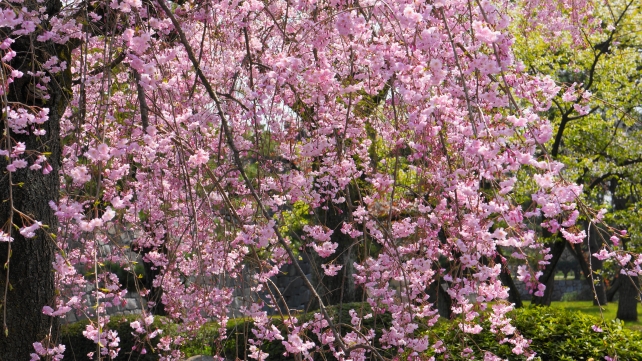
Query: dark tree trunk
617,275,639,322
495,248,523,308
309,198,363,308
140,246,167,316
606,275,621,302
530,112,571,307
568,236,608,305
532,238,565,306
297,83,389,314
427,278,452,319
611,181,636,319
0,1,70,357
306,181,366,320
533,272,556,305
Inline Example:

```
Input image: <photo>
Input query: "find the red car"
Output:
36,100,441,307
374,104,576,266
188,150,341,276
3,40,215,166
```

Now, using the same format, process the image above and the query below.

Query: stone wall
509,247,594,302
65,252,315,323
515,279,594,301
65,294,145,323
270,255,313,314
64,224,146,324
65,266,597,324
226,256,313,318
63,228,595,324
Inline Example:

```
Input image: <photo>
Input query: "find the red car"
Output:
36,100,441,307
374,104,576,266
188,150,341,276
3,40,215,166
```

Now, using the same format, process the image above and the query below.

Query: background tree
512,0,642,316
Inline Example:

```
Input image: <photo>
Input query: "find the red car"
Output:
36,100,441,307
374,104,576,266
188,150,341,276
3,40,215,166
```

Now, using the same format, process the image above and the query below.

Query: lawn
525,300,642,332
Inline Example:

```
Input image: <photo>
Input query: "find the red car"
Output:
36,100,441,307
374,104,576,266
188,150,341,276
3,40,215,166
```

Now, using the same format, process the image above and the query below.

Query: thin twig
156,1,351,356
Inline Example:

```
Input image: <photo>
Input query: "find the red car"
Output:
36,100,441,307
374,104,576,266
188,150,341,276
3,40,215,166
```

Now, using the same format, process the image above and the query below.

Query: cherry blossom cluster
129,315,163,357
30,342,65,361
83,316,121,359
3,0,636,360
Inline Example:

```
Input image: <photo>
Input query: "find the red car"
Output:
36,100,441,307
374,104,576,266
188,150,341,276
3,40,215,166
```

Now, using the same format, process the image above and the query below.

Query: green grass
525,300,642,332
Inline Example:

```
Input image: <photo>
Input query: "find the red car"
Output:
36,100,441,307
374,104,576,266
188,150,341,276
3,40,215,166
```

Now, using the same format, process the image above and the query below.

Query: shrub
61,305,642,361
423,306,642,360
211,303,395,361
60,314,169,361
207,317,297,361
180,321,219,358
62,314,221,360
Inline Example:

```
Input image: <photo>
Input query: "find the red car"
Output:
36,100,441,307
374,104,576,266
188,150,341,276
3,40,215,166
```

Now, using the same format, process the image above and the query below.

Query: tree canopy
0,0,640,360
512,0,642,311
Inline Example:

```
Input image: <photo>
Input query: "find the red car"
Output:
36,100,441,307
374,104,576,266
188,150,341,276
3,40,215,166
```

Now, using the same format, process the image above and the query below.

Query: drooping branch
132,69,149,132
156,0,351,356
72,52,126,85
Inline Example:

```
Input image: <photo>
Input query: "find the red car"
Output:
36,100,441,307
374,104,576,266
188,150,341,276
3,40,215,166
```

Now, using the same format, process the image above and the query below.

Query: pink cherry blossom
4,0,634,359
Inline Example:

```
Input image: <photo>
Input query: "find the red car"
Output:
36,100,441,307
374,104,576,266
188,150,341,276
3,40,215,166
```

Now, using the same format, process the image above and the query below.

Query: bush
423,306,642,360
61,314,170,361
180,321,219,357
216,318,289,361
61,305,642,361
207,303,393,361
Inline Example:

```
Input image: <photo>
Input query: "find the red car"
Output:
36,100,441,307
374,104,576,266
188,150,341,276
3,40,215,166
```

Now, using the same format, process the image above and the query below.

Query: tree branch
72,52,126,85
156,0,350,356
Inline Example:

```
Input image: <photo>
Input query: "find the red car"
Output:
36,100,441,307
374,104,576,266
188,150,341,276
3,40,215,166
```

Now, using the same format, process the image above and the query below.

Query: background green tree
512,0,642,319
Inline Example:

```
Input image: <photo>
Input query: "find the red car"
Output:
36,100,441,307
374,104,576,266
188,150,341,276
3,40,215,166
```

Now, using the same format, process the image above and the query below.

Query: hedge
61,314,169,361
60,304,642,360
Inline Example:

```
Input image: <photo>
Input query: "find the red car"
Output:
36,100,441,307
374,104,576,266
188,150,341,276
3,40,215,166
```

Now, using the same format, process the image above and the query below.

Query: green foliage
300,302,396,358
279,201,311,237
512,1,642,246
213,303,395,361
180,322,220,357
214,305,641,360
423,306,642,360
214,318,289,361
61,314,170,361
535,300,642,331
61,305,642,360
